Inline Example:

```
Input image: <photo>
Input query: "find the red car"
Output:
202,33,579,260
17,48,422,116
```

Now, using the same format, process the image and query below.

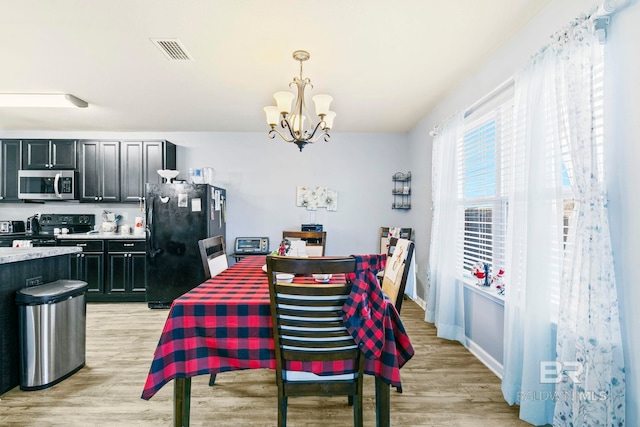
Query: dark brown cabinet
0,140,21,202
106,240,146,299
78,140,121,202
22,139,76,170
59,238,146,302
120,140,176,203
59,240,105,295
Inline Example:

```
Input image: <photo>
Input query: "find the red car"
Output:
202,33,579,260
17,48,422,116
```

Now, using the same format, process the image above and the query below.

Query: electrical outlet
25,276,43,287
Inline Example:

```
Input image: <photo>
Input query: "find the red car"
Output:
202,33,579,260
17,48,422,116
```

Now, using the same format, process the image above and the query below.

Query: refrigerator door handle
147,197,163,259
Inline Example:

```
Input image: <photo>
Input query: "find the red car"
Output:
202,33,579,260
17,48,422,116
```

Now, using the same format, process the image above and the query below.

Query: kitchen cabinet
59,240,105,295
78,140,121,202
0,250,75,394
0,140,21,202
22,139,76,170
106,240,146,299
120,140,176,203
59,238,146,302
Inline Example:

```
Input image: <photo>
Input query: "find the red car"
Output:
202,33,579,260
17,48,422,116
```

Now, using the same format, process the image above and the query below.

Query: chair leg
348,395,354,406
278,395,288,427
353,392,363,427
208,374,217,386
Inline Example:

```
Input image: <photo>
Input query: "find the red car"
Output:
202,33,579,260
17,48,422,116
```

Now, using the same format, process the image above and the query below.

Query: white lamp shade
263,106,280,126
273,91,295,114
323,111,336,129
312,94,333,116
290,114,306,132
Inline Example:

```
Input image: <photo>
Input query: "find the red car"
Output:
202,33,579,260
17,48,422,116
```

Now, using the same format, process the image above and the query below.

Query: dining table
142,255,414,426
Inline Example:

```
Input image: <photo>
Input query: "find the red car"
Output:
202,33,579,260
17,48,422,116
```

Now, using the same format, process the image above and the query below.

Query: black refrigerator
145,183,226,308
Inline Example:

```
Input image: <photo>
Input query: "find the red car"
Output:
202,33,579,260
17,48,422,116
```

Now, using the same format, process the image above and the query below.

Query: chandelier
263,50,335,151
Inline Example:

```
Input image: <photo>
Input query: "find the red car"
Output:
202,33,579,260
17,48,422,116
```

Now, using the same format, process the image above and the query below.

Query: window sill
463,281,505,305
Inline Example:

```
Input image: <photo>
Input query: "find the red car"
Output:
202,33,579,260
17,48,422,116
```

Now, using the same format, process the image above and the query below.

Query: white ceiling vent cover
151,38,194,61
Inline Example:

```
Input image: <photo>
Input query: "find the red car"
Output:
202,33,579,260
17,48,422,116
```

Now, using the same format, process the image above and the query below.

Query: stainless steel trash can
16,280,88,391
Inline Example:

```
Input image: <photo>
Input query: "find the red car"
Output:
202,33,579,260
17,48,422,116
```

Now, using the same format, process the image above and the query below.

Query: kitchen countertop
0,247,82,264
56,232,146,240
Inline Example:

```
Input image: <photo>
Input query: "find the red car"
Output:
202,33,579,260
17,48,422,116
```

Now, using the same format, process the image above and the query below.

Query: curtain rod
463,76,514,118
430,76,514,137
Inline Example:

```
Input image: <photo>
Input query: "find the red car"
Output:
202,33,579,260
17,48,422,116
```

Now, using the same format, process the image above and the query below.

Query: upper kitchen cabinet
22,139,76,170
78,140,121,202
120,140,176,203
0,140,21,202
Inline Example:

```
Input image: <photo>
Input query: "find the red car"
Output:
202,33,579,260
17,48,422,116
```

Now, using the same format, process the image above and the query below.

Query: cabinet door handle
124,243,134,247
78,243,87,247
94,196,99,201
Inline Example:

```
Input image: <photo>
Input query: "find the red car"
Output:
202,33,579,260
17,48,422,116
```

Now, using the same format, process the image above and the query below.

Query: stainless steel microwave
18,170,77,200
234,237,269,254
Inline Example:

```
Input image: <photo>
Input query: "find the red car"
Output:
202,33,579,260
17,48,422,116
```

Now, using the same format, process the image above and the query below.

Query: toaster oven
234,237,270,254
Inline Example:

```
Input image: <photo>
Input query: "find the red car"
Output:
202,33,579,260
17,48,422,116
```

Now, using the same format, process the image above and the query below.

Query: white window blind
457,85,514,281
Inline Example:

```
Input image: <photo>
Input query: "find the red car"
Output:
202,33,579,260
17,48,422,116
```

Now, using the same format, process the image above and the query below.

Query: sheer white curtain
502,14,625,426
425,112,466,343
501,49,565,426
552,20,625,427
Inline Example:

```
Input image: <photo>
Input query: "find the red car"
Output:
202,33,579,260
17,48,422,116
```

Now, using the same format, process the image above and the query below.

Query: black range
27,214,95,246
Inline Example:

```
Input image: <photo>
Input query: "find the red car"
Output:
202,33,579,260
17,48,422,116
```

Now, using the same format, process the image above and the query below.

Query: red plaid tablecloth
141,255,414,400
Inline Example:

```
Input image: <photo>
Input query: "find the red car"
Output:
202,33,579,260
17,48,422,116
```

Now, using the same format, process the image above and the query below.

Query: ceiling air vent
151,38,194,61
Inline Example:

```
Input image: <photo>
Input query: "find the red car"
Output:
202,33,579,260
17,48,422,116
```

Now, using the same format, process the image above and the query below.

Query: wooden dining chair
198,235,229,387
379,227,412,254
380,237,414,394
266,255,364,427
380,237,414,314
282,231,327,256
198,235,228,280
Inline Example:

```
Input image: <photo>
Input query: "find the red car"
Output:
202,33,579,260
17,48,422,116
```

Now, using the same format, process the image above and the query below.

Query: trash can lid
16,280,89,305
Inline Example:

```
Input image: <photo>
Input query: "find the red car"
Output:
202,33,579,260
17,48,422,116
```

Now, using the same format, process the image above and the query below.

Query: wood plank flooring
0,301,529,426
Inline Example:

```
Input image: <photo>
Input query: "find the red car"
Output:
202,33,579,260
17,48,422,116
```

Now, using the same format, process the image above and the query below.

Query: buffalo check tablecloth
142,255,414,400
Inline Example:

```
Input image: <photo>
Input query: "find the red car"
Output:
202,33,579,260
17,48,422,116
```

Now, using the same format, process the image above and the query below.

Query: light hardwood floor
0,301,529,426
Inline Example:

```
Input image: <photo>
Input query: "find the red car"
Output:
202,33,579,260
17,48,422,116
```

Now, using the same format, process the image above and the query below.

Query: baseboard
465,337,503,379
406,295,426,310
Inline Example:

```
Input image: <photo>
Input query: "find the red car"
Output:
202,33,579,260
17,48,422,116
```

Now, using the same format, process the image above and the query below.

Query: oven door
18,170,77,200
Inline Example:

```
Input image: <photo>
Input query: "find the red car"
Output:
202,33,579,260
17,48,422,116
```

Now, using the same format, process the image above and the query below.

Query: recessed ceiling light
0,94,88,108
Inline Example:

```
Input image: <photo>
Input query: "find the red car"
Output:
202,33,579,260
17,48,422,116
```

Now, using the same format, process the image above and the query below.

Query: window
454,45,605,313
456,86,514,285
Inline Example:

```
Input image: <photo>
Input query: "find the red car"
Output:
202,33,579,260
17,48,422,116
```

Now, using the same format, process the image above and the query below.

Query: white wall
0,130,413,256
407,0,639,423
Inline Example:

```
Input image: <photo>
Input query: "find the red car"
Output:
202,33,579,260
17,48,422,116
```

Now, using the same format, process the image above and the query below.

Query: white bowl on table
312,274,332,283
276,273,294,283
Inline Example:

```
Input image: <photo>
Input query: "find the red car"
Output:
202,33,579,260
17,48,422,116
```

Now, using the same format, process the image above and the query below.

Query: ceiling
0,0,550,133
